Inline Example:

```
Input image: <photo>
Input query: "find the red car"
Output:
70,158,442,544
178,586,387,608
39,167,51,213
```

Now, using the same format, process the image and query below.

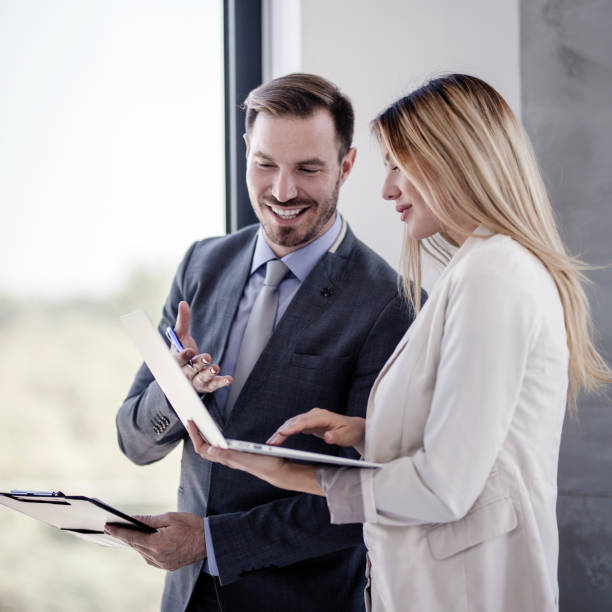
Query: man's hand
105,512,206,571
186,421,324,497
173,301,233,394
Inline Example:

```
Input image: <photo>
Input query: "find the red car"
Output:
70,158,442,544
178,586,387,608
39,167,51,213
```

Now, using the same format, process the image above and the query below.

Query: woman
187,74,611,611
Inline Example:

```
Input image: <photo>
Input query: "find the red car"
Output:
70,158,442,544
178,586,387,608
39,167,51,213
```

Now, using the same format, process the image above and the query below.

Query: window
0,1,225,608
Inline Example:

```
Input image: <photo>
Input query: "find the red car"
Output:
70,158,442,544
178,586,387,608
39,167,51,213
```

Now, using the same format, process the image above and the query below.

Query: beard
257,177,341,249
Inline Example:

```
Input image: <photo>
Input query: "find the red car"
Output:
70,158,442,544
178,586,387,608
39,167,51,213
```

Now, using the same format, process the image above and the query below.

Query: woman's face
381,150,443,241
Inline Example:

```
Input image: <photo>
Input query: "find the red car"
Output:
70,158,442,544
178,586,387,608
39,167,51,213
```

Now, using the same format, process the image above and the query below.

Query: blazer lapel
209,233,258,365
277,249,343,333
224,229,350,427
367,226,495,414
201,233,256,426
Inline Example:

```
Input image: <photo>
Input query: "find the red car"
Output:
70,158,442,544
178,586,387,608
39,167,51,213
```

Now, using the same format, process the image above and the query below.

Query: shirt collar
251,213,343,282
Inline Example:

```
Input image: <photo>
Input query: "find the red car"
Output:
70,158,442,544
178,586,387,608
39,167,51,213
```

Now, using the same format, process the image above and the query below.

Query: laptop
120,310,381,468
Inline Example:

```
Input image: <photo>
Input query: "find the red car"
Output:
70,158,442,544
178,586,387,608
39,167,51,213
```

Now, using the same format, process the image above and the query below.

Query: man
109,73,419,611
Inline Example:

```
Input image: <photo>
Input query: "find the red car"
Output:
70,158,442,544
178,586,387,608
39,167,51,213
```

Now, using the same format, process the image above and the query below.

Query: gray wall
266,0,521,289
521,1,612,609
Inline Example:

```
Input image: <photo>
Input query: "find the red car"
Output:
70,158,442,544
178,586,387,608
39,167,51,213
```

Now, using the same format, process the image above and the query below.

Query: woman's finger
266,432,289,446
268,409,335,444
267,420,306,445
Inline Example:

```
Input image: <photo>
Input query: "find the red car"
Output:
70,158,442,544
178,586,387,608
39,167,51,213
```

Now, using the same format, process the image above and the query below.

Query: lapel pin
320,287,334,297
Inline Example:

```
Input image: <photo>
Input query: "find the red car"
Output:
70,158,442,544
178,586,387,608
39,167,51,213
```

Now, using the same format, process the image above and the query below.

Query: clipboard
0,490,157,547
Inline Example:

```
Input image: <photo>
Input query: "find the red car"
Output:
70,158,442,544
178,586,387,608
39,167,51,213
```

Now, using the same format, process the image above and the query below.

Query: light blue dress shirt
203,213,342,575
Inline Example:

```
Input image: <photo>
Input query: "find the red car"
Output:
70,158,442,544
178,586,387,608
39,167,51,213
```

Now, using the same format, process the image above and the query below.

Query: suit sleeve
356,263,541,526
115,243,197,465
208,293,414,585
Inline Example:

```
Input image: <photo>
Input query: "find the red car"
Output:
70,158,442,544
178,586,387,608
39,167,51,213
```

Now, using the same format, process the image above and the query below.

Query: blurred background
1,1,223,609
1,0,610,610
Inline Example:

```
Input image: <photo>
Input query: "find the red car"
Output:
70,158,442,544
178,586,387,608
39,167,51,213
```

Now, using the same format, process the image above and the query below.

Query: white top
324,228,569,612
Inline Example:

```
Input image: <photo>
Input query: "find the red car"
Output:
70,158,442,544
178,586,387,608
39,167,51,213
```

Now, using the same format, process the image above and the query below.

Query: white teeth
270,206,304,219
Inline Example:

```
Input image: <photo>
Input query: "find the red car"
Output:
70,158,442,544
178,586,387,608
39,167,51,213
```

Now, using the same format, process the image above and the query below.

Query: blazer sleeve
209,293,414,585
355,262,542,526
115,244,197,465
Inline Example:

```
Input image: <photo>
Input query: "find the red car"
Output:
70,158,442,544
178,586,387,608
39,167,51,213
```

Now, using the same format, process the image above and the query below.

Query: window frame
224,0,262,233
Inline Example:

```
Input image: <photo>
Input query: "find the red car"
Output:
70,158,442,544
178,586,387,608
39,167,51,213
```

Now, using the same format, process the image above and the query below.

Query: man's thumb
133,514,165,529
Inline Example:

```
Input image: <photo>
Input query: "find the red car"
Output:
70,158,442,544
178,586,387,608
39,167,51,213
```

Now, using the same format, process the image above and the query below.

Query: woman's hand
266,408,366,453
185,421,324,496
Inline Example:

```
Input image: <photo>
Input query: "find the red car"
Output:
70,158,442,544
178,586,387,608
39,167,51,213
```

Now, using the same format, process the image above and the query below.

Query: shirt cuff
202,517,219,576
360,465,378,523
316,466,366,524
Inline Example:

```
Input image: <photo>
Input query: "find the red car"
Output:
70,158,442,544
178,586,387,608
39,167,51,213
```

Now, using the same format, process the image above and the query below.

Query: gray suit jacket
116,221,418,612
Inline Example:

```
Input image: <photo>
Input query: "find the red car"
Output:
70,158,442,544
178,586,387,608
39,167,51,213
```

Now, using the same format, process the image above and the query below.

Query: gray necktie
225,259,289,416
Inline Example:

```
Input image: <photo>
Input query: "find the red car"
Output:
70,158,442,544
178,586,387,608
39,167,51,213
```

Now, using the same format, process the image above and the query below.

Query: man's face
244,109,355,257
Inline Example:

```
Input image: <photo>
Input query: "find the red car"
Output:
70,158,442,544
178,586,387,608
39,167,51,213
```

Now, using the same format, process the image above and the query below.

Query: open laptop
120,310,380,468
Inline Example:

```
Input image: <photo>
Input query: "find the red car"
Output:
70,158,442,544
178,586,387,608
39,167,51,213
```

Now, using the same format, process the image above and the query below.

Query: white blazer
359,229,568,612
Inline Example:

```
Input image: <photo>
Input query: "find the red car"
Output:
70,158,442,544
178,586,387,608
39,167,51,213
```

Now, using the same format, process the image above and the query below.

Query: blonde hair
371,73,611,407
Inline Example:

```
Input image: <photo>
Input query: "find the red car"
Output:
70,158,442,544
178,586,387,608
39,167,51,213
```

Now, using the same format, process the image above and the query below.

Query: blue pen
165,326,194,368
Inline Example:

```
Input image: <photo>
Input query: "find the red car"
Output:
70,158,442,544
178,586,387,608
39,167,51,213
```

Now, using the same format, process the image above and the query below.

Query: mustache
262,196,316,208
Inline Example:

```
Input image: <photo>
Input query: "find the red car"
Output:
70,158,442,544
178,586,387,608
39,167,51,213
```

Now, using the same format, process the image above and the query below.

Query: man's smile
265,203,311,222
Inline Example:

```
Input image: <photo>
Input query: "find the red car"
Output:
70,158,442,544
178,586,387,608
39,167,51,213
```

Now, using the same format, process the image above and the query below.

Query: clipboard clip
5,490,70,505
10,490,66,497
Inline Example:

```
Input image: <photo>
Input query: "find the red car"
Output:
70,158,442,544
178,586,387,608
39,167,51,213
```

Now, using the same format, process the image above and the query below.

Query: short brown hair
243,73,354,160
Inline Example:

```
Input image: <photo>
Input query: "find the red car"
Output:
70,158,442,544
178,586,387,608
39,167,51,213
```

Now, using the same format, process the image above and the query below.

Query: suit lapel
201,232,256,426
209,232,258,365
224,228,352,427
276,249,343,333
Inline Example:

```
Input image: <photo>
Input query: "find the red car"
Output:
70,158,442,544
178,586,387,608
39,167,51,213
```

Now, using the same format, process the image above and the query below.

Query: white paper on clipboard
0,490,156,547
